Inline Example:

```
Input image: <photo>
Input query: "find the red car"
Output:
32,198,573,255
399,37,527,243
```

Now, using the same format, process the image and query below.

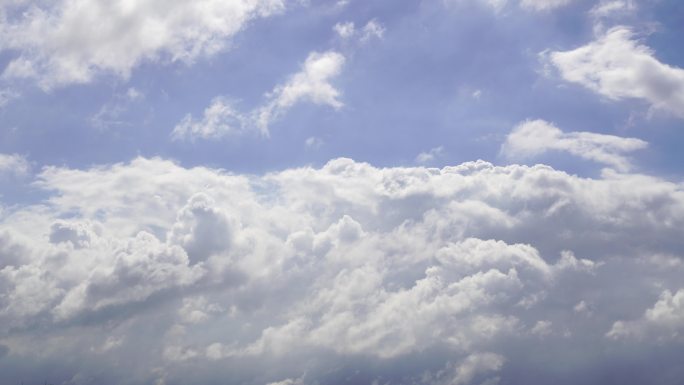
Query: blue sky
1,0,681,177
1,1,684,384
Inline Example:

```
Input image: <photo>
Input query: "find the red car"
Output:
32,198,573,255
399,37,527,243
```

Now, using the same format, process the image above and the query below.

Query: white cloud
519,0,573,11
90,87,146,130
171,97,247,140
178,296,223,324
450,353,505,385
266,378,304,385
548,27,684,118
472,89,483,100
475,0,508,12
333,21,355,39
607,289,684,341
416,146,445,165
530,320,553,336
253,50,345,134
0,88,19,108
332,19,384,42
589,0,636,19
360,19,385,42
501,119,647,171
304,136,323,149
0,153,29,176
0,0,285,89
574,300,590,314
172,50,346,140
1,156,684,383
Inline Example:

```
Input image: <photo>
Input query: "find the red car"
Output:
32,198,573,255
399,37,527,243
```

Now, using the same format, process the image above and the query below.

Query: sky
0,0,684,384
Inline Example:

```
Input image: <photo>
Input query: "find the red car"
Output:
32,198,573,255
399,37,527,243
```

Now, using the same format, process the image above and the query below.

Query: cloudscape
1,1,683,384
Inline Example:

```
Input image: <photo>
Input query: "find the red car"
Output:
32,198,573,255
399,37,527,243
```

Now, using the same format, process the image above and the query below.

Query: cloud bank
1,156,683,384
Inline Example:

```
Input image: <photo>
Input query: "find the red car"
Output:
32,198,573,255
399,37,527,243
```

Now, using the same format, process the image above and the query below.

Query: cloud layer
1,157,683,384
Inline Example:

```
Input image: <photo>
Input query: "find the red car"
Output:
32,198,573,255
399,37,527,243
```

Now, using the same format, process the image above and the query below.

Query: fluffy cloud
501,119,647,171
549,27,684,118
0,157,683,383
0,0,285,89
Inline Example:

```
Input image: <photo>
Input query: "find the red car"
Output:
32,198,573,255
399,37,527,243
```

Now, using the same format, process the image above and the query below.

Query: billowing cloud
501,119,647,171
0,0,285,89
548,27,684,118
0,156,683,383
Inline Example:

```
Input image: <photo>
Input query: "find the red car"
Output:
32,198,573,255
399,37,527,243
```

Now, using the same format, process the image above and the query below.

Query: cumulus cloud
1,157,683,383
501,119,647,171
607,289,684,341
0,0,285,89
548,27,684,118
